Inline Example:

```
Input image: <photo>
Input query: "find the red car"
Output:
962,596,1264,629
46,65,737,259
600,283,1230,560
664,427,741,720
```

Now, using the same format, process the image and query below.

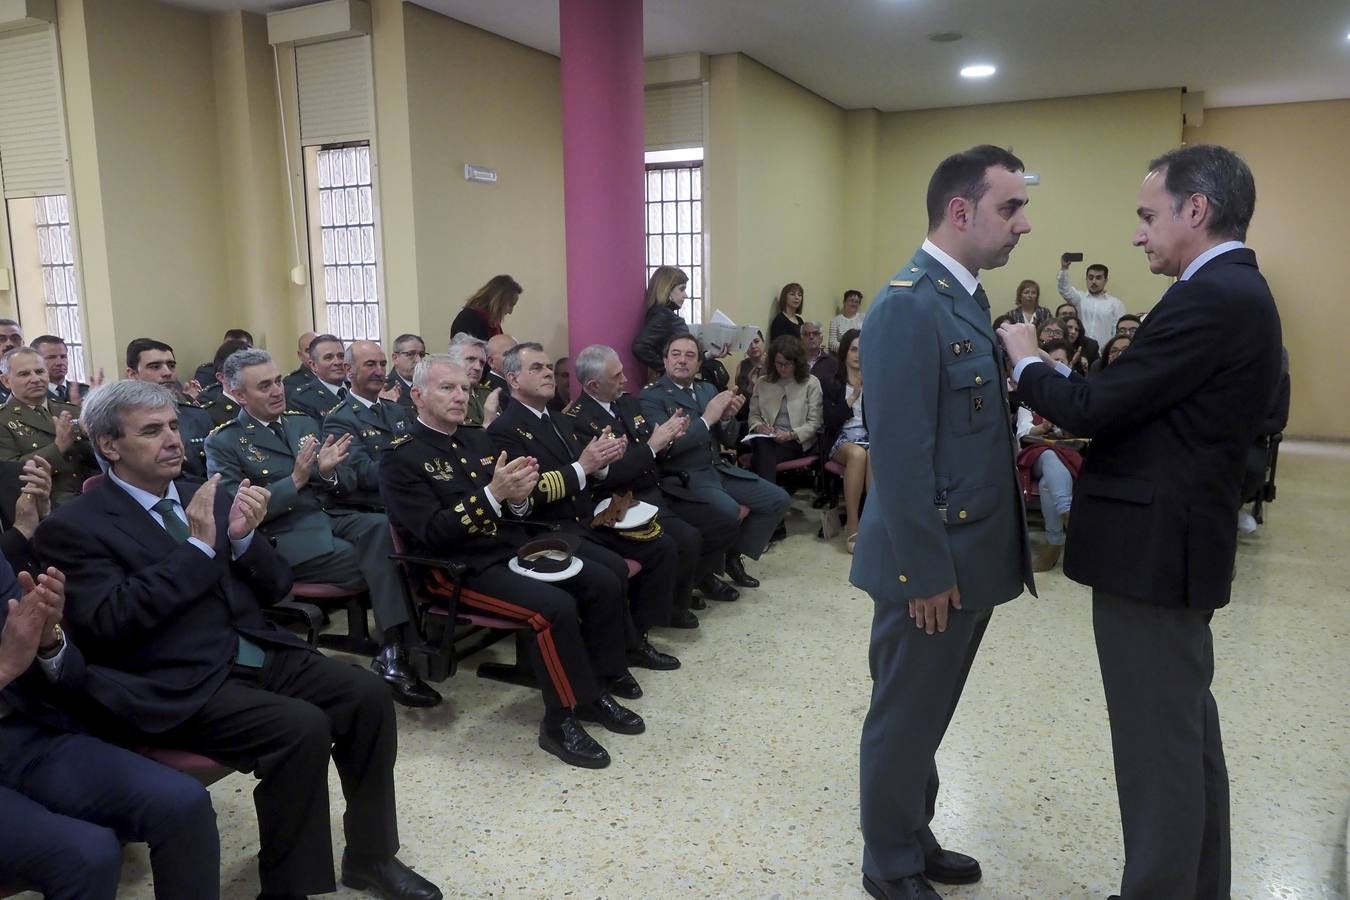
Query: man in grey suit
853,145,1035,900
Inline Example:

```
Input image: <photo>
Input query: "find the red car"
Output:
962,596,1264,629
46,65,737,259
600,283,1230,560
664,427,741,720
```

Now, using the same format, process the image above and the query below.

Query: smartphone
1062,252,1084,263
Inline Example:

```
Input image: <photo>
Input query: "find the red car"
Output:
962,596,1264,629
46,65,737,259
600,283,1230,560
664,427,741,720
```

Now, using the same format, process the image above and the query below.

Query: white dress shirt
922,239,981,296
107,468,254,559
1181,241,1245,282
1057,269,1126,348
519,403,600,487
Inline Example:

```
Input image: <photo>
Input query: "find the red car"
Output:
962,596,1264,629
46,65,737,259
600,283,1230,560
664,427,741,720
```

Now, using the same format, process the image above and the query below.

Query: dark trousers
860,603,993,880
0,722,219,900
750,436,806,482
661,494,740,592
584,524,680,635
291,510,412,634
461,558,628,709
154,648,399,896
1094,592,1230,900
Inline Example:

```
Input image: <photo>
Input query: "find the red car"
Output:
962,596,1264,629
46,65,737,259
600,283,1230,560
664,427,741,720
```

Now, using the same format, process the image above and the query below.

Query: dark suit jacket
1017,248,1281,609
565,392,661,496
32,476,306,733
488,400,597,527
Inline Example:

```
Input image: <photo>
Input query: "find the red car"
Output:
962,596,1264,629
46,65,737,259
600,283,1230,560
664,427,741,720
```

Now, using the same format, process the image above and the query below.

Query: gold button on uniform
959,510,968,519
899,575,909,583
975,375,984,385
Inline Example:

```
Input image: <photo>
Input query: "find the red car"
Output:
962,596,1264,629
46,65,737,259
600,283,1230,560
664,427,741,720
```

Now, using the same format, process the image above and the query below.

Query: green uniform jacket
204,409,356,566
321,396,409,510
0,399,99,504
849,247,1034,608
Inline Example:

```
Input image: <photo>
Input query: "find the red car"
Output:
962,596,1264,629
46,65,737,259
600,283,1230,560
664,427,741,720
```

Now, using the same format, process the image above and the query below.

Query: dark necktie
973,284,990,312
268,421,287,447
540,412,575,461
54,383,68,402
336,386,348,402
154,496,265,667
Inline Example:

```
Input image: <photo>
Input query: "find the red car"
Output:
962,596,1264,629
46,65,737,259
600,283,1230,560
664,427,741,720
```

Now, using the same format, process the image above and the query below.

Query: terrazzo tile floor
54,441,1350,899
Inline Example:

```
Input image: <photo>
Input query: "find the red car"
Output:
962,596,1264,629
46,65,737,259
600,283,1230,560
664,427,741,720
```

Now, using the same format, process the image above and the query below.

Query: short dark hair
213,338,250,372
1146,144,1256,241
223,328,253,344
306,333,342,359
925,144,1025,232
1117,314,1142,328
0,319,18,329
1037,318,1067,341
1101,335,1131,367
1054,302,1078,318
1041,339,1072,358
834,328,861,384
663,332,702,358
1086,264,1109,279
765,335,809,384
843,290,863,303
30,334,65,350
126,337,174,371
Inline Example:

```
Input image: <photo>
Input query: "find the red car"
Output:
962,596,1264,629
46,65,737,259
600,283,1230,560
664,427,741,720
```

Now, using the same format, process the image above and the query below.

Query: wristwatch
37,623,64,659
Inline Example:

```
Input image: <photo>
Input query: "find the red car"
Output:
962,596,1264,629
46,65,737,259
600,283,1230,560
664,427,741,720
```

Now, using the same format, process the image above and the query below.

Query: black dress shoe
627,637,680,670
697,574,739,602
608,671,642,699
340,851,442,900
666,608,699,628
538,713,610,768
576,693,645,734
725,554,760,588
769,521,788,543
923,847,981,885
862,872,941,899
371,644,442,708
690,594,708,610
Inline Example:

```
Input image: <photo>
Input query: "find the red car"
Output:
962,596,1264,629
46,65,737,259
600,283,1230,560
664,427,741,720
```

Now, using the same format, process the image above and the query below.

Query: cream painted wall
62,0,232,377
869,89,1182,316
705,54,847,335
1187,101,1349,440
397,4,569,357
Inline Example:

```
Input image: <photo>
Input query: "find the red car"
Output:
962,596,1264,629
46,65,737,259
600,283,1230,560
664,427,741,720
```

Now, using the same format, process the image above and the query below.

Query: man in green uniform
323,340,408,510
0,347,98,504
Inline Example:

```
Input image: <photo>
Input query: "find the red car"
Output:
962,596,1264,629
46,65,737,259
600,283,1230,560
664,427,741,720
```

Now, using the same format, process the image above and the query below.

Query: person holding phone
1057,254,1126,347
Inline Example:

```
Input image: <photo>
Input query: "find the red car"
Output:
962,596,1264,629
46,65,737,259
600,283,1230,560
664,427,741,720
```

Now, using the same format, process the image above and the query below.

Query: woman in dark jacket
450,274,521,341
768,282,805,342
632,266,691,376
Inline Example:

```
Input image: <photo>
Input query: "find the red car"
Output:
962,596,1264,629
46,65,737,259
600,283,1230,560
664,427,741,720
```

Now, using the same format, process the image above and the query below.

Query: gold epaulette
208,420,235,435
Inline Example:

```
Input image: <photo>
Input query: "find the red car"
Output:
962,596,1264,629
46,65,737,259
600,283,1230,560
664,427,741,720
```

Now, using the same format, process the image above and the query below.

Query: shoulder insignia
910,266,920,273
889,280,914,288
937,278,951,289
208,420,234,435
643,381,658,391
563,404,580,417
283,409,305,417
389,435,410,448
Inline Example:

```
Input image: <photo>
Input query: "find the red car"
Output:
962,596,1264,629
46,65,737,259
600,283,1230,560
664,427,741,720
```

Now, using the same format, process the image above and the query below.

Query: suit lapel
18,403,55,436
95,477,182,555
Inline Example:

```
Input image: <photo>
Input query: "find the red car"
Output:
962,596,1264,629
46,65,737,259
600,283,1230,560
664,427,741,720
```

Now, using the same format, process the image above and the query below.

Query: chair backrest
82,472,106,493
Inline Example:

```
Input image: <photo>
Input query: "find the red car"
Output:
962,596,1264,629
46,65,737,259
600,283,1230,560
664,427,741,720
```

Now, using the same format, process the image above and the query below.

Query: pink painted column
559,0,646,390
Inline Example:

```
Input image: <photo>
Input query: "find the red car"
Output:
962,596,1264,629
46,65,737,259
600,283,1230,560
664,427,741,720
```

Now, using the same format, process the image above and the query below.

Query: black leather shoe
371,644,442,708
576,693,645,734
725,554,760,588
627,637,680,670
698,574,739,602
538,713,610,768
666,608,699,629
862,872,941,899
690,594,708,610
769,521,788,543
608,671,642,699
340,851,442,900
923,847,981,885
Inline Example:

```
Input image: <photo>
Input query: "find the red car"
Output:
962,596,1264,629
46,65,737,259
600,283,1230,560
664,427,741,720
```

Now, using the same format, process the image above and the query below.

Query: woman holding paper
632,266,691,376
747,336,823,484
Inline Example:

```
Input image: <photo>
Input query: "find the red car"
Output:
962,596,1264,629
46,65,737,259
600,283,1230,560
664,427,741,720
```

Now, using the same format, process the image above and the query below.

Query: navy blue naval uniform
852,246,1033,883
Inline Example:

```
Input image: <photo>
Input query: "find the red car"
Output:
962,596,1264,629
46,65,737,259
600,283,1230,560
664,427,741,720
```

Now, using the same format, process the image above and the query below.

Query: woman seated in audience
1015,340,1084,572
748,336,823,485
1004,279,1050,327
1036,317,1067,346
450,274,521,340
828,290,864,352
735,331,767,423
822,329,868,553
1092,334,1132,375
1061,313,1099,374
769,282,805,341
632,265,691,376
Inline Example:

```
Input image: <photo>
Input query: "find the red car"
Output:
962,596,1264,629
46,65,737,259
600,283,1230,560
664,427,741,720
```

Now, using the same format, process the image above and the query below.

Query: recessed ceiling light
928,32,963,43
961,64,996,79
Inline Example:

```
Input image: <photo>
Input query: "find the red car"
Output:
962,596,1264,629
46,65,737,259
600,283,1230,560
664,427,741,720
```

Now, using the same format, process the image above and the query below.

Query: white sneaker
1237,510,1258,534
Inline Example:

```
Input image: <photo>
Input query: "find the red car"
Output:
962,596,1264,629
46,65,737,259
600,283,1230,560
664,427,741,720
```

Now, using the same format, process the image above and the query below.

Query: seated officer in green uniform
124,338,214,478
0,347,98,505
282,330,319,393
206,348,440,708
194,338,247,428
287,334,351,423
447,333,503,428
384,333,424,413
853,145,1035,900
322,340,409,510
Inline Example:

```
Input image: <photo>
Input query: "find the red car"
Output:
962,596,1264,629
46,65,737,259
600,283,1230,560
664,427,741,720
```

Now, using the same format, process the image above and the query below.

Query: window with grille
306,143,381,343
32,195,88,383
644,158,704,326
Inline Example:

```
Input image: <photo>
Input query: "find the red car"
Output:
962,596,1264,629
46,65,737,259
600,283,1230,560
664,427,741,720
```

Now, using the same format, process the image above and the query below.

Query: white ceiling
169,0,1350,111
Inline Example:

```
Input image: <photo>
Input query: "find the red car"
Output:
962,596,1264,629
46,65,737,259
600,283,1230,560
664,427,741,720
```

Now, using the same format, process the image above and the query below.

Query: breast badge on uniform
963,339,975,354
423,458,455,481
247,445,267,462
951,342,964,357
515,427,534,441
